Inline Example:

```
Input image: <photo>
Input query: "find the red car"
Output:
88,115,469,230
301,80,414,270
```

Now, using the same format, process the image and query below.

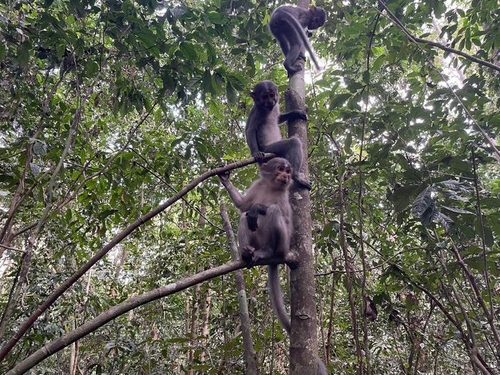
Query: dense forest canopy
0,0,499,374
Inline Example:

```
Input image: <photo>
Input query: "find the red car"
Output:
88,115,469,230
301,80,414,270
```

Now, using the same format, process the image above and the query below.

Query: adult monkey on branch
278,1,327,374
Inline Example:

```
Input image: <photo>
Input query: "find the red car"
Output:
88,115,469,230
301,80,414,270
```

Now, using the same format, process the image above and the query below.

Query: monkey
246,80,311,190
218,157,296,267
364,296,378,322
218,158,327,375
269,5,327,75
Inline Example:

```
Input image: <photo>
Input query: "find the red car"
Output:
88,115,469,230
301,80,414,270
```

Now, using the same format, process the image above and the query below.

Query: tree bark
286,2,321,374
220,204,259,375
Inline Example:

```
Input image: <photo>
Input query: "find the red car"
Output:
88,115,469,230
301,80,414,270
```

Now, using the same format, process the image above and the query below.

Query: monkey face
262,158,292,188
251,80,279,110
274,162,292,186
255,89,278,110
308,7,327,30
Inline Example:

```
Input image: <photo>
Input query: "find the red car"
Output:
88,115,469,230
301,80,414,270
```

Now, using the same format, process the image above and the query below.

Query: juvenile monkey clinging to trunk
218,158,327,375
245,80,311,190
269,5,327,75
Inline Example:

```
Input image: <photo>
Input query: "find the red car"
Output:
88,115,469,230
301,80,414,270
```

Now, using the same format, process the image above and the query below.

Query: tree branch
4,258,286,375
412,37,500,73
378,0,500,73
0,154,273,362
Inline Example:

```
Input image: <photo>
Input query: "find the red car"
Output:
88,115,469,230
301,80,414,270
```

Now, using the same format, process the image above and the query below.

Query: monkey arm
245,126,266,161
220,179,245,209
278,109,307,124
246,204,268,231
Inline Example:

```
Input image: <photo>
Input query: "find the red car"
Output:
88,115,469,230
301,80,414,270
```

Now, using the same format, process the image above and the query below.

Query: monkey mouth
277,177,289,184
265,101,277,109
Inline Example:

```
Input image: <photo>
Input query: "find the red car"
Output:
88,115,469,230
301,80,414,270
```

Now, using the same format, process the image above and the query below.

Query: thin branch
219,204,258,375
471,148,494,317
5,259,282,375
413,37,499,73
378,0,500,73
0,244,25,254
449,241,500,346
359,11,380,375
0,154,269,361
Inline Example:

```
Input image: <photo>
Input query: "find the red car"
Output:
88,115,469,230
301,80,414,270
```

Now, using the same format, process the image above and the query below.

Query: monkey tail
280,12,322,72
268,265,291,334
269,265,328,374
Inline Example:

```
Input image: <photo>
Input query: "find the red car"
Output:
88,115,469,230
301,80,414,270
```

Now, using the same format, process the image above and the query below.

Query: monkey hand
217,170,231,182
246,204,268,231
293,173,312,190
252,151,266,163
290,109,308,122
246,212,259,231
284,251,299,270
241,246,257,267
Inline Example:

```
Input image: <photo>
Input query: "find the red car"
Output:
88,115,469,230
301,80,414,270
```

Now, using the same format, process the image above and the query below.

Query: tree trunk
220,204,259,375
286,2,321,374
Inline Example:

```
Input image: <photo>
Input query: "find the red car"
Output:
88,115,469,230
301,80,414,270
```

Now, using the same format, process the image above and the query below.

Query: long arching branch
0,154,275,362
5,257,289,375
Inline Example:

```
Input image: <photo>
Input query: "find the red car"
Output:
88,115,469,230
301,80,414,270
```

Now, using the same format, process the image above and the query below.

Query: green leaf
329,93,351,109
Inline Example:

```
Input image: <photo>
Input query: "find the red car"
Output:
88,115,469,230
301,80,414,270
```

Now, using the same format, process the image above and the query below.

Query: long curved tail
268,264,329,374
268,265,291,334
280,12,322,72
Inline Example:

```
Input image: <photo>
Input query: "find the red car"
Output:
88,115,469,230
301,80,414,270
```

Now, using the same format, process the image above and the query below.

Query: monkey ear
250,91,256,99
309,5,316,10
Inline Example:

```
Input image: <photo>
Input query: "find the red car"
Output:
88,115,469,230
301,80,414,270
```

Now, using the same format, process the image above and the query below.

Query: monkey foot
286,67,303,77
285,251,299,269
293,175,312,190
252,152,266,163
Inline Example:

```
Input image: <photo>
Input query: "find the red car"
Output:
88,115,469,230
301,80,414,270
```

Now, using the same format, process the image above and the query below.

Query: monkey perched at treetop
245,80,311,190
218,158,327,375
269,5,326,75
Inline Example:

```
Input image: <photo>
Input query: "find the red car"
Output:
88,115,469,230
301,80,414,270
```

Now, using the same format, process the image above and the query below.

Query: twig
0,244,25,253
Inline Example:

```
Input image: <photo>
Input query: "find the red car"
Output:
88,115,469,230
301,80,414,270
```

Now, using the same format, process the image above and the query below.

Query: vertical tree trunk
198,286,211,365
188,206,207,374
286,2,320,374
220,204,259,375
69,317,79,375
187,284,200,375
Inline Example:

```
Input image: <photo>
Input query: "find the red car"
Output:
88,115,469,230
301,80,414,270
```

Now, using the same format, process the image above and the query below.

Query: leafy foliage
1,0,499,374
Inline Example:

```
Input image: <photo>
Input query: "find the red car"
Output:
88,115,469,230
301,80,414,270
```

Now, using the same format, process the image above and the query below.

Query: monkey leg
275,34,291,60
237,215,260,265
270,22,299,74
263,138,311,190
280,27,305,77
260,204,289,257
283,41,303,75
